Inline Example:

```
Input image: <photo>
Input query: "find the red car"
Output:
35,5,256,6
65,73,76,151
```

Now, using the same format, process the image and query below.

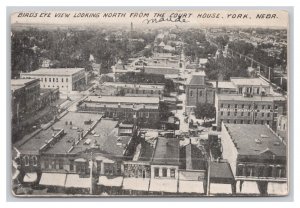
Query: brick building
221,123,287,195
20,68,86,92
78,96,160,128
185,71,215,114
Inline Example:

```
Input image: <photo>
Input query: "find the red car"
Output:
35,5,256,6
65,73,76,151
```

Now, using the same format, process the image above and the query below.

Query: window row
125,89,161,94
220,103,274,110
23,155,38,166
189,90,203,97
43,85,68,89
220,119,270,125
236,164,286,178
220,111,271,117
154,167,176,178
39,77,69,83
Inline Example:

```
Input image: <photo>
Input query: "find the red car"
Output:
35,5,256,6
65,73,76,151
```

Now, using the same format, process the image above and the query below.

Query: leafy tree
194,103,216,122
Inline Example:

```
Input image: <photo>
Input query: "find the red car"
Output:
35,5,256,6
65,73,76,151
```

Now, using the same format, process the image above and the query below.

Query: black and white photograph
9,8,289,197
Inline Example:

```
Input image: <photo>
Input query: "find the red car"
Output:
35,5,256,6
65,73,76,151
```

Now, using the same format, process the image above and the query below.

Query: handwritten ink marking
143,16,189,24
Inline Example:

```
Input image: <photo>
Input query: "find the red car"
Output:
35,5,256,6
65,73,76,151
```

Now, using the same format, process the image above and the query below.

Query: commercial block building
78,96,160,128
103,82,165,98
15,112,135,192
20,68,86,92
214,77,287,130
11,79,40,122
221,123,287,195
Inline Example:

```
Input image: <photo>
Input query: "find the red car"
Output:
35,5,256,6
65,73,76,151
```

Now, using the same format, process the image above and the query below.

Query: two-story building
77,96,160,128
20,68,86,93
221,123,287,195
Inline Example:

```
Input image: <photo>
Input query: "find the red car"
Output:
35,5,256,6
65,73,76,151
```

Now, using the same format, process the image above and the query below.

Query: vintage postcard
10,8,289,197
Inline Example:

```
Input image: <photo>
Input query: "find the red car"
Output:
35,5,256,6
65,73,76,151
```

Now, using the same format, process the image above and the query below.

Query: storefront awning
122,178,150,191
65,174,91,189
98,176,123,187
39,173,66,187
237,181,260,195
149,179,178,193
267,182,288,195
178,180,204,194
74,158,87,163
23,172,38,183
95,156,115,163
209,183,232,195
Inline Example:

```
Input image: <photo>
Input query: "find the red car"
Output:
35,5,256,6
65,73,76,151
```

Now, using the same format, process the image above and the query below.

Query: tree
194,103,216,122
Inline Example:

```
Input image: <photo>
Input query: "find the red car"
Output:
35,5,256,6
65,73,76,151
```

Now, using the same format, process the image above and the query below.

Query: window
53,78,55,82
248,112,251,116
234,112,237,116
246,165,254,177
234,120,237,124
56,78,58,82
262,105,265,110
70,160,74,171
151,90,153,94
59,159,63,169
241,120,244,124
199,91,203,97
262,113,264,117
237,164,246,176
268,105,272,109
241,104,244,109
274,105,278,110
248,120,251,124
228,104,230,108
235,104,237,109
170,169,175,178
145,112,150,118
62,78,64,82
241,112,244,116
248,104,251,109
255,113,257,117
267,113,270,117
221,104,224,108
227,112,230,116
162,168,167,177
44,159,49,169
32,156,38,166
45,78,47,82
221,111,223,116
190,90,193,97
154,168,159,177
24,156,29,166
66,78,68,82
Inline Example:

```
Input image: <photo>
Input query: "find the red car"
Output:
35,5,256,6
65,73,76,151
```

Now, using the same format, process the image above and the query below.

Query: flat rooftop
11,78,38,86
70,119,131,157
21,68,84,76
216,94,286,102
103,82,165,90
17,112,102,154
231,77,269,87
152,137,180,166
224,124,286,157
209,81,236,89
84,95,159,104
